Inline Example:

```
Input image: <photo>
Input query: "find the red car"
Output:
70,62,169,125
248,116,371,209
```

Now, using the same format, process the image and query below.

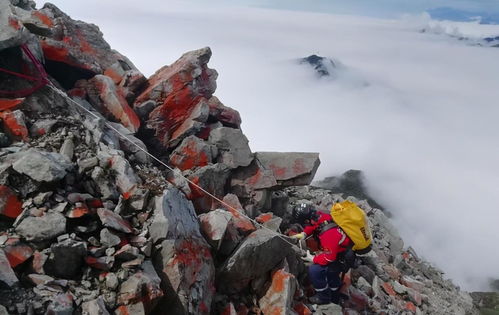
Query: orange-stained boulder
0,109,28,141
0,185,23,219
169,135,217,171
37,3,137,80
86,75,140,133
135,47,217,149
3,243,33,268
259,269,297,315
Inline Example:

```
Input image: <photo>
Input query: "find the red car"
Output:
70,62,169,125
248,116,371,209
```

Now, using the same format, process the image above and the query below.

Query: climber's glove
301,250,314,263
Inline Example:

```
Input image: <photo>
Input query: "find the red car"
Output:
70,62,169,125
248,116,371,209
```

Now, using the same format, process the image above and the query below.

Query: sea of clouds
46,0,499,291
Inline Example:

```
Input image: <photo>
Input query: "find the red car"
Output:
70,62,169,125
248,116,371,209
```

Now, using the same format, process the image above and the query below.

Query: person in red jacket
290,203,352,305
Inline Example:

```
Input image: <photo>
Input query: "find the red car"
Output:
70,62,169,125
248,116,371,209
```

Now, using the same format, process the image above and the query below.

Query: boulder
221,194,256,236
3,243,33,268
198,209,242,255
258,269,297,315
0,248,19,287
208,127,253,169
254,152,320,186
218,229,293,293
38,3,139,81
187,163,230,212
151,189,214,314
12,148,73,182
149,188,203,244
117,261,163,313
0,185,22,218
0,0,30,50
15,212,66,241
206,96,241,128
230,159,277,197
169,135,217,171
44,239,86,279
314,170,383,210
0,109,28,141
86,75,140,133
135,47,217,149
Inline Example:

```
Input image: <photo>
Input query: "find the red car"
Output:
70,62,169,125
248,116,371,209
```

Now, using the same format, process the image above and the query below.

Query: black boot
309,294,330,305
331,289,349,305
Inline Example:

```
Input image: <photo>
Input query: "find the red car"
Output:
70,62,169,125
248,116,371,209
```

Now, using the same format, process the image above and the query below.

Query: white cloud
45,0,499,291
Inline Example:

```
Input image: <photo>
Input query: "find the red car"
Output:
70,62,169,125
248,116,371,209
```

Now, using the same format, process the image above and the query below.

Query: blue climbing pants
308,262,342,301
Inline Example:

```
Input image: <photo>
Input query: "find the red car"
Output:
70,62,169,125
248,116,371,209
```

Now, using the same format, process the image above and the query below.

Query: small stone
60,138,74,161
33,191,52,207
78,157,98,173
105,273,119,290
100,228,121,248
97,208,133,234
85,256,114,271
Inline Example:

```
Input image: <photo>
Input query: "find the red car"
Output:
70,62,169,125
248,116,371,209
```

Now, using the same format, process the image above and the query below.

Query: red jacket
303,212,352,266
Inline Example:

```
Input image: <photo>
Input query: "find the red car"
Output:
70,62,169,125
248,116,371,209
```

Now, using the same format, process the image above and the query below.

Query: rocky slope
0,1,483,314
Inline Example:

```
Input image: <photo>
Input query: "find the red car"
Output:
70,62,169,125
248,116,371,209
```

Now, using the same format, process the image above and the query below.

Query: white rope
47,84,300,249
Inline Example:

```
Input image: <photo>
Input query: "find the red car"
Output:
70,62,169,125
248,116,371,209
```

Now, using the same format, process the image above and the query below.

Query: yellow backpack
330,201,373,254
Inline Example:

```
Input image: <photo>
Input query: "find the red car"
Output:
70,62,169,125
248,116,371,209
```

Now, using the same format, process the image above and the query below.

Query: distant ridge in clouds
428,7,499,24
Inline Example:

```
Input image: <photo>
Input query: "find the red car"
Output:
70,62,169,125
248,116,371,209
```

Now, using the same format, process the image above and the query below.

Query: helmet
292,203,314,224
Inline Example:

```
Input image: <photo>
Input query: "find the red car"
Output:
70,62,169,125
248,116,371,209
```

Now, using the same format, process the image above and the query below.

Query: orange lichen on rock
0,185,23,219
32,11,54,27
0,110,28,141
4,244,33,268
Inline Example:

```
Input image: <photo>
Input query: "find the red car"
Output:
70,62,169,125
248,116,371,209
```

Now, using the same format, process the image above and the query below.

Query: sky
43,0,499,291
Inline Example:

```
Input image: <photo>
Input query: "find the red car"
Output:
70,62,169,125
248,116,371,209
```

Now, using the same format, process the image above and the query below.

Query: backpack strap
317,221,338,236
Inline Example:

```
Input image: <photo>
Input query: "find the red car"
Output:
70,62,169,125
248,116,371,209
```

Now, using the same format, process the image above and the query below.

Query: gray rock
0,304,9,315
100,228,121,248
198,209,233,250
314,169,384,210
187,163,231,212
78,157,98,173
109,154,141,197
81,297,110,315
208,127,253,169
59,137,75,161
218,229,293,293
230,159,277,197
0,1,29,50
133,100,156,120
128,188,149,212
45,293,74,315
255,151,320,186
15,212,66,241
105,273,118,291
97,208,133,234
151,189,214,314
0,249,19,287
91,167,119,200
45,239,87,279
117,262,163,311
314,303,343,314
12,149,73,182
0,133,11,148
149,188,203,244
29,119,58,137
169,135,217,171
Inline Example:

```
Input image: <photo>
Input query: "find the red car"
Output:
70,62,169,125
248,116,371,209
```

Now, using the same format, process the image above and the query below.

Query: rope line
47,84,301,250
0,44,49,97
